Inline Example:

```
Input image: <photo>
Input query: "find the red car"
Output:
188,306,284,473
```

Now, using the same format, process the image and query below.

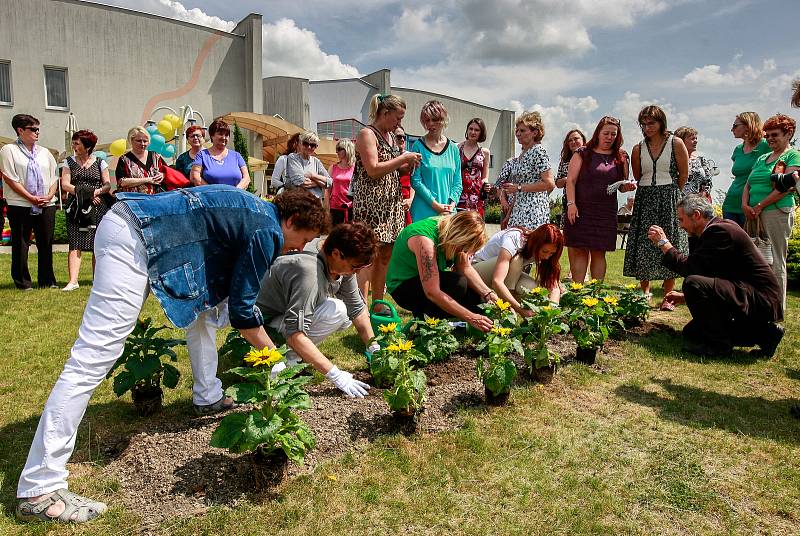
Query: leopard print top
352,126,406,243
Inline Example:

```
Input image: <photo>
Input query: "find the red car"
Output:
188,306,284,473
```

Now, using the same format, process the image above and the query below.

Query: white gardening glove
365,342,381,361
269,361,287,379
325,366,370,398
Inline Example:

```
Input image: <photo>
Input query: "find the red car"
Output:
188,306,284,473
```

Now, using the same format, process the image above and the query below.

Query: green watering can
369,300,403,335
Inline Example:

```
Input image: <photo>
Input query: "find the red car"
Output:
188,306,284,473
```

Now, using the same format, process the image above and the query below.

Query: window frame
0,60,12,106
43,65,69,111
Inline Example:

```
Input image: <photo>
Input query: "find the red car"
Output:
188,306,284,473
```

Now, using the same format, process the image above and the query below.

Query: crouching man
16,186,328,524
648,194,784,357
256,222,379,397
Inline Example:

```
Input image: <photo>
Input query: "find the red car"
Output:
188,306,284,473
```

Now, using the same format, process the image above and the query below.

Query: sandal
16,489,107,523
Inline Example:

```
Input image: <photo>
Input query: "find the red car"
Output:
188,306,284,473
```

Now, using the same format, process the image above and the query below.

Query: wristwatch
657,238,668,247
517,184,523,192
566,201,575,206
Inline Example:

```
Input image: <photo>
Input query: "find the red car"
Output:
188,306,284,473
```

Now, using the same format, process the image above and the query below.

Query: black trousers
391,272,484,319
6,204,57,289
682,274,773,351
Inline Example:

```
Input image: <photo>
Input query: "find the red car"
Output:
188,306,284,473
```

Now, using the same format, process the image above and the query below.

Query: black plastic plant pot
575,346,598,365
530,365,555,383
247,448,289,488
131,385,163,417
484,387,510,406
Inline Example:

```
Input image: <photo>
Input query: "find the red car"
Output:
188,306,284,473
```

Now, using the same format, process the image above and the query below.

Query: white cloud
96,0,359,80
262,19,359,79
682,59,776,86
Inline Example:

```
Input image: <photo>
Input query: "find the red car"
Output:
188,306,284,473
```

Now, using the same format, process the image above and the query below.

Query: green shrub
53,209,68,244
484,203,502,224
788,238,800,287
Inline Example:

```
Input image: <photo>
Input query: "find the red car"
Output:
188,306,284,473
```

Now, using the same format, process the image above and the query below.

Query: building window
0,61,11,106
316,118,366,141
44,66,69,110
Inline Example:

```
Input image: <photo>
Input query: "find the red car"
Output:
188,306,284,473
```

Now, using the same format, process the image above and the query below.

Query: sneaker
193,395,237,416
62,282,80,292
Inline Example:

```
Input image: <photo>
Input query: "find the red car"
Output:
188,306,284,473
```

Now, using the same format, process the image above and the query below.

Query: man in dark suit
647,194,784,357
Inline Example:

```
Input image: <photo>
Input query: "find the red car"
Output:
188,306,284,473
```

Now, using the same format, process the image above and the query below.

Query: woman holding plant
16,187,329,524
471,223,564,315
386,211,494,332
564,116,634,283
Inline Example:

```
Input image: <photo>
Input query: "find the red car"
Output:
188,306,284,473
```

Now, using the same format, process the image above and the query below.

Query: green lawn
0,251,798,535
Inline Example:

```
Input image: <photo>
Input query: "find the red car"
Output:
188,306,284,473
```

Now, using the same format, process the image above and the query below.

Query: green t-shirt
747,147,800,211
386,217,449,294
722,139,770,213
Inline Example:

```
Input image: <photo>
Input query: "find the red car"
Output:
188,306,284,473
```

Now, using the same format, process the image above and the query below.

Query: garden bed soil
104,333,626,531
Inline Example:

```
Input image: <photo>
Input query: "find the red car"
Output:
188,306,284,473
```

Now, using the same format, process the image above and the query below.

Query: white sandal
16,489,107,523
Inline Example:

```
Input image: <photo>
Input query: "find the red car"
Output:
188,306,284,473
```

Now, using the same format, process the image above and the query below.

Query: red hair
72,129,98,152
184,125,205,139
516,224,563,289
763,114,796,135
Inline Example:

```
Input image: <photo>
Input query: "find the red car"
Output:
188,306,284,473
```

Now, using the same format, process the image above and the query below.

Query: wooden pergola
220,112,338,168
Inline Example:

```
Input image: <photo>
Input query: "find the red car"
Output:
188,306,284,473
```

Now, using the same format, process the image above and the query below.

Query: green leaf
162,363,180,389
112,370,136,397
210,412,248,449
226,382,263,404
125,355,161,382
240,411,283,452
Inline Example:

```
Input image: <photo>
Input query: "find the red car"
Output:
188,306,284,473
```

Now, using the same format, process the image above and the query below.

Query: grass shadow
786,368,800,381
616,378,800,445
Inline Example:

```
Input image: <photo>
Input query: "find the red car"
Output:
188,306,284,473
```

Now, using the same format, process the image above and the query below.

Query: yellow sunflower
570,283,584,290
425,317,441,327
379,323,398,333
603,296,619,306
624,283,637,290
244,347,284,367
495,299,511,311
491,327,512,336
582,297,599,307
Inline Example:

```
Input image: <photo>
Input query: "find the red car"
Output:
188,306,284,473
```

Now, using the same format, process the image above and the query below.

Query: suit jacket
661,217,782,321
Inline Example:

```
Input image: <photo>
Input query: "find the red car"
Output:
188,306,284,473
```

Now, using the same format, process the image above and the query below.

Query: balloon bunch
107,113,183,160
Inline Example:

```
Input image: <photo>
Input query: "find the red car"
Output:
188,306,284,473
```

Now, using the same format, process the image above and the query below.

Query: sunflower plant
370,332,426,388
566,295,618,350
479,298,518,329
616,284,650,326
476,325,520,396
210,345,316,465
522,304,570,372
383,339,427,415
408,316,460,365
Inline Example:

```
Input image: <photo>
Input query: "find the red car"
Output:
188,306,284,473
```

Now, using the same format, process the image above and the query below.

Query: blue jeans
723,211,745,227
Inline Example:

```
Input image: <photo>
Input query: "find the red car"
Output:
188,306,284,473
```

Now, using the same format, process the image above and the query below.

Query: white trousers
269,298,352,365
17,213,225,497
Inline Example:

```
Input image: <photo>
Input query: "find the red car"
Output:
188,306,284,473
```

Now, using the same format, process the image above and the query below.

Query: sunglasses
395,135,406,141
24,127,40,133
732,123,744,128
302,141,318,149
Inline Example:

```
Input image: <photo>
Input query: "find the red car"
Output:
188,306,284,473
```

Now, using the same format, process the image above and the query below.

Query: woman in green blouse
722,112,769,226
742,113,799,315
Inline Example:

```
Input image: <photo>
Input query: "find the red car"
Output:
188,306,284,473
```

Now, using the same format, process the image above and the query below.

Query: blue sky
99,0,800,196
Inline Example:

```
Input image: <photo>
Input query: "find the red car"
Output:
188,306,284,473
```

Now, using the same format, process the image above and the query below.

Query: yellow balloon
109,138,127,157
157,120,174,136
166,114,182,130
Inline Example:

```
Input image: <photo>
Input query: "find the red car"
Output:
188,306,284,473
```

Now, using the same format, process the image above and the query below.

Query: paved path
0,244,70,254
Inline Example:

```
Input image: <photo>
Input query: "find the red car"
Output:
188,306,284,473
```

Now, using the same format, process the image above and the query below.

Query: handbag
745,217,773,266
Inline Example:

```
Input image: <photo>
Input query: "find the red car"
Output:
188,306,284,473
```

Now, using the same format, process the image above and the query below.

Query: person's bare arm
286,331,336,374
408,235,492,331
356,128,418,179
238,326,277,350
565,152,583,224
673,137,689,190
631,144,642,182
236,166,251,190
489,249,528,316
351,309,374,345
190,165,207,186
61,166,74,195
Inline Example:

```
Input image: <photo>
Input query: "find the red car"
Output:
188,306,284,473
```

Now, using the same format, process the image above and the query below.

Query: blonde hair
437,211,486,260
420,100,449,129
299,130,320,145
368,94,406,123
516,111,545,142
674,126,698,141
127,126,150,144
335,138,356,167
736,112,763,146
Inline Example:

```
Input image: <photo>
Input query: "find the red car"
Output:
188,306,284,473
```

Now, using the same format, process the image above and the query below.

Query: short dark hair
12,114,39,134
208,118,230,137
638,105,668,136
322,222,377,266
72,129,98,153
465,118,487,143
272,188,330,234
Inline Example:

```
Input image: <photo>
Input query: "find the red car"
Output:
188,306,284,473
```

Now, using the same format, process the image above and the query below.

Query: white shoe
62,282,80,292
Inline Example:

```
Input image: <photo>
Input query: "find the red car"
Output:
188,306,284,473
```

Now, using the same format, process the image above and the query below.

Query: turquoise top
410,138,462,221
722,139,770,214
746,147,800,211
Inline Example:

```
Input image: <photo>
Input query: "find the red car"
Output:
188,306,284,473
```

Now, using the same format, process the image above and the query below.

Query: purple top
193,148,246,186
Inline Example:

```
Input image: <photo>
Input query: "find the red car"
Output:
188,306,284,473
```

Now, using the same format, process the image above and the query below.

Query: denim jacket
116,185,283,329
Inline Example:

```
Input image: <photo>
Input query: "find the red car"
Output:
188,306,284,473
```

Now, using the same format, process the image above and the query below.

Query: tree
233,123,254,193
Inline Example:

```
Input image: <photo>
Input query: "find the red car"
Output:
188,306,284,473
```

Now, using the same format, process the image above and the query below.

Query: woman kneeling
471,224,564,317
386,211,493,332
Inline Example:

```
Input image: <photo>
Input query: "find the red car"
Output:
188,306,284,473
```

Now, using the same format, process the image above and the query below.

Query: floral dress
352,126,405,243
494,144,551,229
457,144,487,216
683,154,717,194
